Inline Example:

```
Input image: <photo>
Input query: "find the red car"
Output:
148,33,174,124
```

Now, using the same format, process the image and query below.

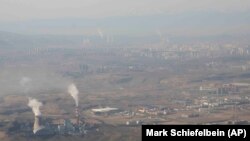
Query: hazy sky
0,0,249,21
0,0,250,36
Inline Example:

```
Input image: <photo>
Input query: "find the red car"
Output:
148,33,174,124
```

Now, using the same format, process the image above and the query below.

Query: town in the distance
0,31,250,140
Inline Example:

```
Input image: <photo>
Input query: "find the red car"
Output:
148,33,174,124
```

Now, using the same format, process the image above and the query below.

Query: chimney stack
75,106,79,125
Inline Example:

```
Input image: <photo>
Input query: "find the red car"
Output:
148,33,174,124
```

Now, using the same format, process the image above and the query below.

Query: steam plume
97,29,104,39
28,97,43,116
20,76,32,87
68,83,79,107
20,76,32,93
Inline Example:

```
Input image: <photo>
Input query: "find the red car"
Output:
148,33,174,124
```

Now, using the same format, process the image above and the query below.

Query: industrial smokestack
68,83,79,107
33,116,44,134
27,97,44,134
68,83,80,125
75,107,80,125
28,97,43,116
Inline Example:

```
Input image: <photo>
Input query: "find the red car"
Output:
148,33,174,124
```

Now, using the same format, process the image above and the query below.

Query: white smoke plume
68,83,79,107
28,97,43,116
97,28,104,39
20,76,32,93
20,76,32,86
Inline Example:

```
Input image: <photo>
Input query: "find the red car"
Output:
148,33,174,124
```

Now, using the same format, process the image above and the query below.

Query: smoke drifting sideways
28,97,43,117
68,83,79,107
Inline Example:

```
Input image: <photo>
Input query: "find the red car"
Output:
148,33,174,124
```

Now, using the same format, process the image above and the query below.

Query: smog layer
0,31,250,141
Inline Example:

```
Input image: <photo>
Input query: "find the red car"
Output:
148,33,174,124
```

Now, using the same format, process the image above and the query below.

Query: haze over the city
1,1,250,141
0,0,250,36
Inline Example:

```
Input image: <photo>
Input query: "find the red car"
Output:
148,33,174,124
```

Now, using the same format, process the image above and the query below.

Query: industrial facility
25,84,98,137
91,107,120,115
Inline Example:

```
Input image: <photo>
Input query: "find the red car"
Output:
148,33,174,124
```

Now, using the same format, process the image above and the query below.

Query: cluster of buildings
137,105,174,116
5,116,94,137
32,117,88,136
199,83,241,95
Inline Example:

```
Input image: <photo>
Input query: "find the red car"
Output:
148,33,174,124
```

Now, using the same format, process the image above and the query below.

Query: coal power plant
14,84,98,137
